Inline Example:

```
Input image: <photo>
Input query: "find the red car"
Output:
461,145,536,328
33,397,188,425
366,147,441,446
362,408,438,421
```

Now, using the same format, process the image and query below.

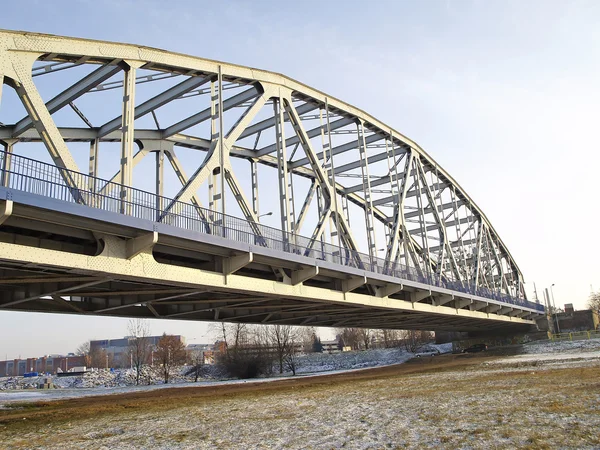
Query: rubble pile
1,366,199,390
0,376,42,390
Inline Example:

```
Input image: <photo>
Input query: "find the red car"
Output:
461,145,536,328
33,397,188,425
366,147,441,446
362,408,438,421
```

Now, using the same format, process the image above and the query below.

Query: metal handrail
0,150,544,312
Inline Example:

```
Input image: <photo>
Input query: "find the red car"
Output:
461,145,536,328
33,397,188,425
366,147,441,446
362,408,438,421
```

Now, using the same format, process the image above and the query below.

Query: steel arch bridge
0,30,543,332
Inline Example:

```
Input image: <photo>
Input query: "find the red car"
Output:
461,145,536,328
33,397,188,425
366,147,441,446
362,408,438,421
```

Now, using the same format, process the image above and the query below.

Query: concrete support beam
376,283,404,298
470,301,488,312
0,199,13,226
455,298,471,309
486,304,502,314
411,290,432,303
498,306,512,315
126,232,158,259
342,275,367,293
291,266,319,286
223,252,253,275
433,294,454,306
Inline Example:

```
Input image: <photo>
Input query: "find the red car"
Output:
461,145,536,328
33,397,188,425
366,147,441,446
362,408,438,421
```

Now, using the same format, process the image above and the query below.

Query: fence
550,330,600,341
0,149,544,312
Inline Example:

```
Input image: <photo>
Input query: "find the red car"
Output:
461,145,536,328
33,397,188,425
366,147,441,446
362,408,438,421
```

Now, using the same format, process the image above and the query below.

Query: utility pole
551,284,560,333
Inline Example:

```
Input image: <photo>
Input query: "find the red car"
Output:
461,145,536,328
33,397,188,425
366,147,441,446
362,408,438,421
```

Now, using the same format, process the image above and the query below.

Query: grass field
1,348,599,449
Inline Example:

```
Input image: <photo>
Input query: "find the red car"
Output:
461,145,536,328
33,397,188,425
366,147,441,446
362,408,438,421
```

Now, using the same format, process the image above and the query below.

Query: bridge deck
0,150,542,332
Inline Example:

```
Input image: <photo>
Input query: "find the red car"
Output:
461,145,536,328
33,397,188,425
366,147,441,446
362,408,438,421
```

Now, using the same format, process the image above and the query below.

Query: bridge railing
0,150,544,313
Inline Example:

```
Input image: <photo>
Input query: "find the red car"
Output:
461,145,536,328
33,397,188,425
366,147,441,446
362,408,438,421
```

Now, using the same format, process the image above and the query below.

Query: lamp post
551,283,560,333
258,212,272,220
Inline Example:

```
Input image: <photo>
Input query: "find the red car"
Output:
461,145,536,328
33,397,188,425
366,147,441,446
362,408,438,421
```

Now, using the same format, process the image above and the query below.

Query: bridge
0,30,544,333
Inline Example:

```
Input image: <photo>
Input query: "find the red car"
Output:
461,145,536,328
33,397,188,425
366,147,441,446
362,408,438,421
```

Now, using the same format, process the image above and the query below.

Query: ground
1,341,599,449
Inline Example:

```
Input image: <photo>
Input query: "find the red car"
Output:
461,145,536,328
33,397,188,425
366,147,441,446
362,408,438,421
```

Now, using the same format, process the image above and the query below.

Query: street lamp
551,283,561,333
258,212,272,219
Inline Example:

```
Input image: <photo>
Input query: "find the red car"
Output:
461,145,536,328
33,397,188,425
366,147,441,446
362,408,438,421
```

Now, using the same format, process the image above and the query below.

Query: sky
0,0,599,359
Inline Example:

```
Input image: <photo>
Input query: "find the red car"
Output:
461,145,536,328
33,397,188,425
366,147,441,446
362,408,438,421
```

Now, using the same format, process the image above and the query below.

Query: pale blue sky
0,0,599,359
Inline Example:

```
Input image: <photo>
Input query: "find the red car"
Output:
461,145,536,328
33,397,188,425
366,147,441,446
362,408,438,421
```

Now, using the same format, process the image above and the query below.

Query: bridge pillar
291,266,319,286
342,275,367,293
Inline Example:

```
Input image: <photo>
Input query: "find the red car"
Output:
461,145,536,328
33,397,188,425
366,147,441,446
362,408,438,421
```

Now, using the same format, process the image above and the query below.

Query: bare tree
400,330,433,353
155,333,187,383
268,325,298,374
76,341,92,367
378,329,400,348
587,291,600,312
358,328,373,350
127,319,151,385
190,349,205,382
338,328,361,350
76,341,104,369
299,326,317,353
284,337,300,376
212,322,271,379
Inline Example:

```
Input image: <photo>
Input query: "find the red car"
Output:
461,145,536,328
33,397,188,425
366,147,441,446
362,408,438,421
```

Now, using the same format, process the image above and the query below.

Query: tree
378,329,400,348
268,325,299,374
155,333,187,383
400,329,433,353
312,333,323,353
127,319,151,385
212,323,271,379
338,328,361,350
588,291,600,312
358,328,373,350
189,349,205,382
76,341,92,367
284,338,300,376
76,341,104,369
299,326,317,353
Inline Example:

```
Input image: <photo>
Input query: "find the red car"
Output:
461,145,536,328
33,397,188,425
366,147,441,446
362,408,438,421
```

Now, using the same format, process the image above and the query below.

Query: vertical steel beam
412,158,431,276
0,140,14,188
357,121,377,264
88,138,99,193
119,63,138,214
472,220,484,289
218,66,226,219
250,159,259,217
156,148,164,221
274,96,293,247
323,99,343,260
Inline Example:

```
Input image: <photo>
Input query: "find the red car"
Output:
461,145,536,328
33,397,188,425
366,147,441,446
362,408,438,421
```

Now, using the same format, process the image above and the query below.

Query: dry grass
1,354,599,449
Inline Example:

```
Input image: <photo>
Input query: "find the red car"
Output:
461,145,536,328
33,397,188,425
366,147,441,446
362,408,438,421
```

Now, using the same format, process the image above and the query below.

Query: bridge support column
486,304,502,314
376,283,404,298
126,231,158,259
432,294,453,306
470,301,488,312
291,266,319,286
412,290,433,303
223,252,253,275
0,199,13,226
455,298,471,309
342,275,367,293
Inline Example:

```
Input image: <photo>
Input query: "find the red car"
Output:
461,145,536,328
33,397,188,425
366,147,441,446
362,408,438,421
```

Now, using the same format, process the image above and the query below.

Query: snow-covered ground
3,339,600,449
0,339,594,408
0,347,418,405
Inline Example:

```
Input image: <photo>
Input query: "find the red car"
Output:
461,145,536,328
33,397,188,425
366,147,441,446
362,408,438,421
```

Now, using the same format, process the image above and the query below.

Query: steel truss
0,30,536,329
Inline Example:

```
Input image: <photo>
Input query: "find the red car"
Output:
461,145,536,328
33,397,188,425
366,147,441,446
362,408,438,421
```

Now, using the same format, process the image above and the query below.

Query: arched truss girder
0,30,526,301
